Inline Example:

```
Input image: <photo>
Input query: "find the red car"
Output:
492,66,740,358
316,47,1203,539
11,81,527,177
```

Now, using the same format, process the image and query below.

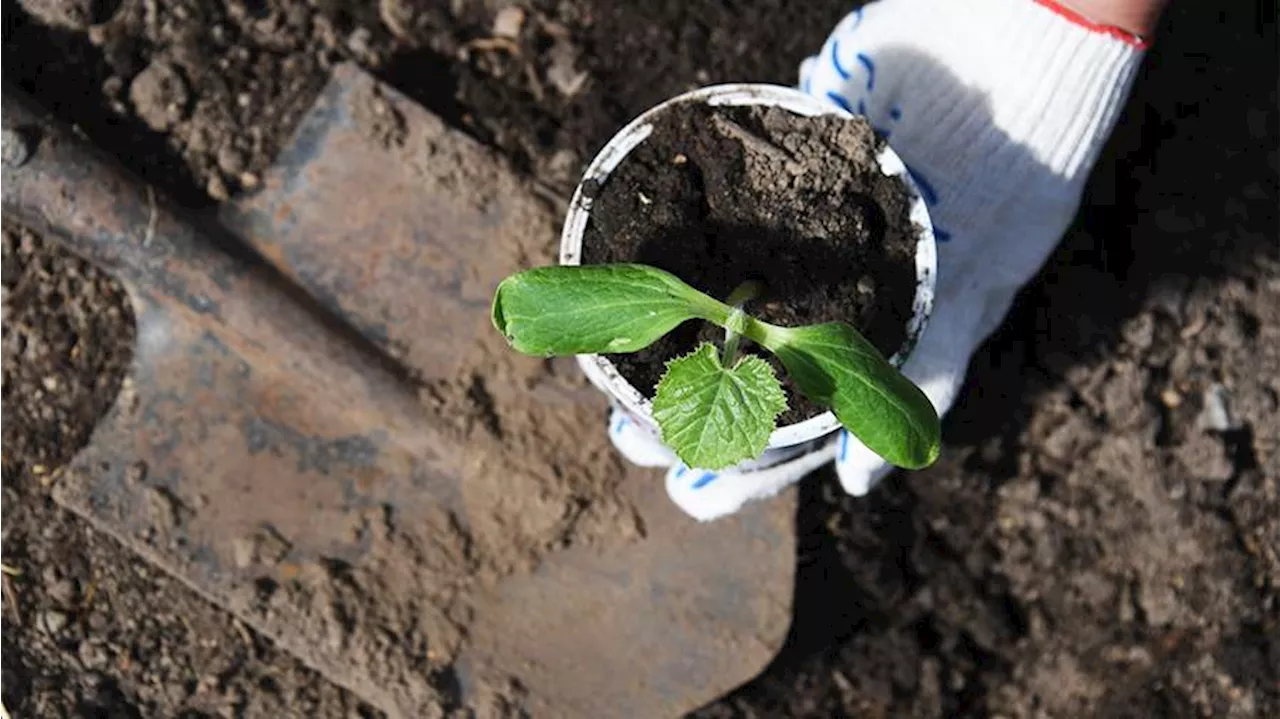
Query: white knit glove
610,0,1149,520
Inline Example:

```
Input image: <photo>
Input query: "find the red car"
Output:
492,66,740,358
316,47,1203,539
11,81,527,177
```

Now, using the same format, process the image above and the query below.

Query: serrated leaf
763,323,940,469
492,264,728,356
651,343,787,469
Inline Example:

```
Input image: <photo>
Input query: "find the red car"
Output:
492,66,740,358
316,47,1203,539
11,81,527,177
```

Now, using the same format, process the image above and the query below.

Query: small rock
41,609,69,634
47,577,76,605
1136,580,1179,626
186,125,211,155
324,612,345,650
1041,413,1092,462
1197,383,1240,431
17,0,116,30
1102,364,1153,430
129,61,190,132
1175,432,1235,481
544,37,587,97
125,461,147,483
216,145,246,175
206,174,230,202
1117,581,1135,622
79,641,109,668
346,27,373,56
2,127,31,168
233,527,291,568
543,148,578,185
1121,313,1155,350
145,485,183,530
379,0,427,39
1215,311,1251,349
492,5,525,39
231,537,255,569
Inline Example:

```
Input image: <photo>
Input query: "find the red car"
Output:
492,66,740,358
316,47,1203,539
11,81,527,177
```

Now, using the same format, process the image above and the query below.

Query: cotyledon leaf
491,264,729,356
759,322,940,469
651,343,787,470
494,262,940,470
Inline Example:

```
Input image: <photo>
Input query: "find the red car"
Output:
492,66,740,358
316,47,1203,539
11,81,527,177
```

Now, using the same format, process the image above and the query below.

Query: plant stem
722,312,745,365
721,281,762,365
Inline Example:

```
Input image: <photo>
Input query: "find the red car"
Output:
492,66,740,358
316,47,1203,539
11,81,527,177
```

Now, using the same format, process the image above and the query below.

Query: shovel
1,65,797,717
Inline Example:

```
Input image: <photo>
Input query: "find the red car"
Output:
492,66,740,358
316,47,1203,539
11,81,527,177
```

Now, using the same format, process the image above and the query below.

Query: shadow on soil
696,4,1276,715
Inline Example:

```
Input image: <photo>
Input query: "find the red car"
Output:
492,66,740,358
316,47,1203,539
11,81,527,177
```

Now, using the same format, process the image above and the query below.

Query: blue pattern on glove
610,413,628,436
817,11,954,243
856,53,876,91
692,471,719,489
825,90,854,114
832,40,852,80
673,462,721,490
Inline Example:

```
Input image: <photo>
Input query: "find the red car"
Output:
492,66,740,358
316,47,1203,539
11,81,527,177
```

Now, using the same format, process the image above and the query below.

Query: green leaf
762,323,940,469
651,343,787,469
492,264,729,356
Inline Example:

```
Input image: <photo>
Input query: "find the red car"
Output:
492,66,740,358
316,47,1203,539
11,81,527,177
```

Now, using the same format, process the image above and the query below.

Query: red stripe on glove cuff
1033,0,1152,49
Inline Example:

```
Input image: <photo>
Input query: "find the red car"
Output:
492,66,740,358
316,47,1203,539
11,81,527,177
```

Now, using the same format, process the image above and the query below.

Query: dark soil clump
582,102,919,424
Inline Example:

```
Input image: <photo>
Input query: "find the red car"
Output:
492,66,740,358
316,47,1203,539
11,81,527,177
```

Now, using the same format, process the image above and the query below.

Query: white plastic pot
560,83,938,471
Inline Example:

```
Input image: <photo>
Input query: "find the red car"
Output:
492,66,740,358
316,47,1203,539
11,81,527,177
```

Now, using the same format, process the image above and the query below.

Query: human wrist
1037,0,1168,46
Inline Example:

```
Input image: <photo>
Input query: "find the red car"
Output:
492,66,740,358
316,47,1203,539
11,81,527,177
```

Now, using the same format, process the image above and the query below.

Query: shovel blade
5,65,798,717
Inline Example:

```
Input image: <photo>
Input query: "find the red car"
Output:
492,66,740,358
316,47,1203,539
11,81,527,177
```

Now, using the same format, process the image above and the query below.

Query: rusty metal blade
2,66,797,718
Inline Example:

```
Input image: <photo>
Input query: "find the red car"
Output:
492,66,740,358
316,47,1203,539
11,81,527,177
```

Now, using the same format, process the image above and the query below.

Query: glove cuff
902,0,1145,188
832,0,1145,256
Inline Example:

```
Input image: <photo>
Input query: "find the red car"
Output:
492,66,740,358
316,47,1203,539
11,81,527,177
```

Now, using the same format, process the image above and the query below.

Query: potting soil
582,103,919,424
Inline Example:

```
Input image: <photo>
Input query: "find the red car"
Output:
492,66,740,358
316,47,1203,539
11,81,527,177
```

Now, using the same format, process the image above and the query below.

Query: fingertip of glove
666,464,738,522
608,410,678,468
834,430,894,497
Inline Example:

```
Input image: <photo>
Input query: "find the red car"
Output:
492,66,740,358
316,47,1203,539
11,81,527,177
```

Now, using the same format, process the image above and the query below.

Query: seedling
492,263,940,470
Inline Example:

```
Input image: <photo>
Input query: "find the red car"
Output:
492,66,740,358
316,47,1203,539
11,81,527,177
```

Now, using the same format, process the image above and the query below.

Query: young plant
491,263,940,471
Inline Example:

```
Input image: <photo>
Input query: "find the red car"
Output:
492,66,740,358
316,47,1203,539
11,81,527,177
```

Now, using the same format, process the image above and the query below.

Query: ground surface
3,1,1277,717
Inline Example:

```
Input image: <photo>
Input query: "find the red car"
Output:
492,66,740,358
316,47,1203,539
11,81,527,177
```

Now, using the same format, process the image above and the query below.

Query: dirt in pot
581,101,921,425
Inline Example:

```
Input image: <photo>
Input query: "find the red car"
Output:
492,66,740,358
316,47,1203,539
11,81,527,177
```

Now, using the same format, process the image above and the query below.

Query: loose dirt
3,1,1276,717
582,103,918,423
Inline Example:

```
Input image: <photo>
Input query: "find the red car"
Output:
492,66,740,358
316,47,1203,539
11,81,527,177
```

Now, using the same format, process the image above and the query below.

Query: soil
1,227,380,718
581,103,917,424
2,1,1277,718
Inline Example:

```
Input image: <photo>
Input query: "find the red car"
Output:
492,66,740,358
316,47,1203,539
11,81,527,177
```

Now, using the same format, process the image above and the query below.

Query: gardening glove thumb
615,0,1151,521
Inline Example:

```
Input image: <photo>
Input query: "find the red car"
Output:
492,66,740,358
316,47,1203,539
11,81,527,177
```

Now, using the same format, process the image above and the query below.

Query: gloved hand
611,0,1153,520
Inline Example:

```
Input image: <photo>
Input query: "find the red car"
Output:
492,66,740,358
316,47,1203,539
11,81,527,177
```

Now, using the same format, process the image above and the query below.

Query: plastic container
559,83,938,470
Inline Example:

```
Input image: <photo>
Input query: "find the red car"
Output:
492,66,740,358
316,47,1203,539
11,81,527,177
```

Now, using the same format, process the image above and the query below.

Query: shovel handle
1,84,249,297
